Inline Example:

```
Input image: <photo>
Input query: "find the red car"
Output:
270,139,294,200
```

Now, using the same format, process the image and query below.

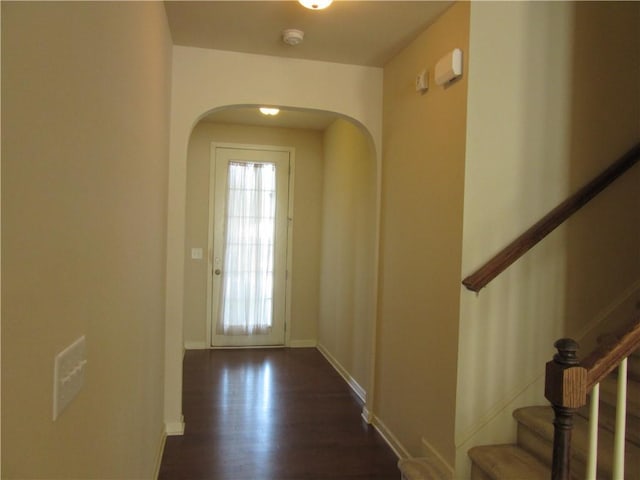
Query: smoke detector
282,29,304,46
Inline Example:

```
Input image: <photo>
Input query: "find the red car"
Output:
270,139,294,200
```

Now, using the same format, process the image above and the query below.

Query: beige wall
318,118,377,394
183,121,324,346
564,1,640,344
1,2,171,478
376,1,469,464
456,1,640,476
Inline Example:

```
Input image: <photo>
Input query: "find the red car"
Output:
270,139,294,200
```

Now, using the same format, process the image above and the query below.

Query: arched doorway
163,47,383,435
179,105,379,423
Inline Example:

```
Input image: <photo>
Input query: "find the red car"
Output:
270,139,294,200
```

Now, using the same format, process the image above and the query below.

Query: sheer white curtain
217,162,277,335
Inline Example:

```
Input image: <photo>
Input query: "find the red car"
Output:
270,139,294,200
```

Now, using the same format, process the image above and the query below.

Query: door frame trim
205,142,295,348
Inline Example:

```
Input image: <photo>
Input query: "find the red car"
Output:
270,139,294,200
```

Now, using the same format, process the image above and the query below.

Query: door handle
214,269,221,275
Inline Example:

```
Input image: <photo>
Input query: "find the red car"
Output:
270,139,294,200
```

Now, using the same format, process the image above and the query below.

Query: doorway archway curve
195,104,377,150
165,47,383,435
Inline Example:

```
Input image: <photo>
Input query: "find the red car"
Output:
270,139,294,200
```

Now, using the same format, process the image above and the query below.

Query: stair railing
544,316,640,480
460,143,639,477
462,142,640,293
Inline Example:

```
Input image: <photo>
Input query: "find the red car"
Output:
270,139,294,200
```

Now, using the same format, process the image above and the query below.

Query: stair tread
581,374,640,446
469,444,549,480
398,457,448,480
577,401,640,446
599,374,640,417
515,405,640,478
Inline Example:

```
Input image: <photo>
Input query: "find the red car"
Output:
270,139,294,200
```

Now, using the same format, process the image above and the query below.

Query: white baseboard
289,339,317,348
361,406,373,424
184,341,207,350
165,415,185,436
154,429,167,479
185,339,320,349
371,414,409,459
314,345,406,462
316,343,366,403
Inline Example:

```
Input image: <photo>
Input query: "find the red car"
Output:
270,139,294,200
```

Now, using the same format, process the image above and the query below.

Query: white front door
210,146,290,347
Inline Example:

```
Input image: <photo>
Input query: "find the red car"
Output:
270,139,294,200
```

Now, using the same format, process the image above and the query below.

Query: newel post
544,338,587,480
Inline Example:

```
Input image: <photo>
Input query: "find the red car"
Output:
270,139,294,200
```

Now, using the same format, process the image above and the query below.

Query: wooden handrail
462,142,640,292
545,315,640,480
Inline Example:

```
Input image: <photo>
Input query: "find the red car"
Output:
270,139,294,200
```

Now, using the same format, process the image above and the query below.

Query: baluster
612,358,628,479
544,338,587,480
586,382,599,480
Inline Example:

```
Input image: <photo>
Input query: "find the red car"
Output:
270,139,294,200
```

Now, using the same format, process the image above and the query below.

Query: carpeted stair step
576,355,640,445
577,400,640,447
468,337,640,480
597,334,640,381
468,444,550,480
597,374,640,416
514,406,640,479
398,457,450,480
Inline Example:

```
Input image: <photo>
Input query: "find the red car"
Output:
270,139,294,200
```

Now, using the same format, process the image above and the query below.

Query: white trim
365,130,383,436
184,341,207,350
165,415,185,436
210,344,284,350
361,406,373,424
586,383,600,480
455,370,544,447
284,153,295,348
612,358,627,479
289,339,317,348
421,437,454,479
154,430,167,479
317,343,366,403
205,143,217,348
371,414,408,459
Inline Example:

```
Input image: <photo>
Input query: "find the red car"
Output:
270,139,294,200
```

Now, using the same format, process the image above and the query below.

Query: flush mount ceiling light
282,29,304,46
259,107,280,116
299,0,333,10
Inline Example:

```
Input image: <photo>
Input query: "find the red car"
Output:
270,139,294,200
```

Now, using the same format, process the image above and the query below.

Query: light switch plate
191,247,203,260
53,335,87,420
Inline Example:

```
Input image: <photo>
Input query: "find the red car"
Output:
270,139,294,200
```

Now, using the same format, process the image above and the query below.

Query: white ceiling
165,0,452,129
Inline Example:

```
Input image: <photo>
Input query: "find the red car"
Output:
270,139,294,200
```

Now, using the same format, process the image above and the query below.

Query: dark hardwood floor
158,348,400,480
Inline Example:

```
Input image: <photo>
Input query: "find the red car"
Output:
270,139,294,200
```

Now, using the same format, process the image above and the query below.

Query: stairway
468,347,640,479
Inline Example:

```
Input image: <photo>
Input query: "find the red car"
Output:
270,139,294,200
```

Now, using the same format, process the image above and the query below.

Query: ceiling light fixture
259,107,280,116
299,0,333,10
